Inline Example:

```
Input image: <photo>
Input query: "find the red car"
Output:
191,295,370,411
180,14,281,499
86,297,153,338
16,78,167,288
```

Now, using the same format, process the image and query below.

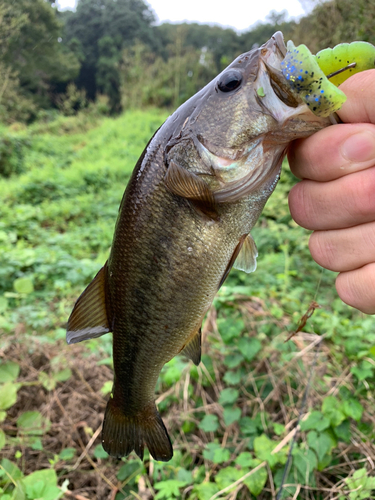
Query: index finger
338,70,375,124
288,123,375,181
288,71,375,182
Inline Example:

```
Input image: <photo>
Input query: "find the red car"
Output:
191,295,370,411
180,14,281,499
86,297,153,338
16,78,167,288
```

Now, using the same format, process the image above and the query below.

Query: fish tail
101,397,173,462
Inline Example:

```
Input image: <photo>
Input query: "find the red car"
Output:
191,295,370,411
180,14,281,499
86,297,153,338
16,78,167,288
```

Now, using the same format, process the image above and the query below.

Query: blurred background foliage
1,1,375,499
2,0,375,123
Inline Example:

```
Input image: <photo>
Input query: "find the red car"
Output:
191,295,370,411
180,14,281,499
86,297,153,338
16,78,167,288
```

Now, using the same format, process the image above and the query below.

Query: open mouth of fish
181,32,338,205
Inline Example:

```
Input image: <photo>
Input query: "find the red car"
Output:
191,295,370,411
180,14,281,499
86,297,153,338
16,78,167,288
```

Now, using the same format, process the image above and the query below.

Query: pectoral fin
164,160,218,219
234,234,258,273
180,328,202,365
66,263,111,344
218,235,248,289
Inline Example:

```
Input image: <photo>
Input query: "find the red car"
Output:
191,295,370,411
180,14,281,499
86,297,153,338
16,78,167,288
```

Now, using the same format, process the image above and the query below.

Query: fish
66,32,341,462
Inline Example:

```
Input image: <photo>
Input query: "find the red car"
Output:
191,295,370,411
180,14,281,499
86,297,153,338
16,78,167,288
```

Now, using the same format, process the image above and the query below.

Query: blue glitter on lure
281,39,346,117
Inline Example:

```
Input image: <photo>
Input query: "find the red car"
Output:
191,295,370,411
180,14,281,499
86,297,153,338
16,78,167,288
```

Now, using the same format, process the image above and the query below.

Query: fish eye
217,70,243,93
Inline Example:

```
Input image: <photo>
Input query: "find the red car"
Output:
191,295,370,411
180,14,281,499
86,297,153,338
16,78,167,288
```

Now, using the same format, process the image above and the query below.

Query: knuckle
359,222,375,250
350,169,375,220
309,232,338,271
336,265,375,314
288,181,318,229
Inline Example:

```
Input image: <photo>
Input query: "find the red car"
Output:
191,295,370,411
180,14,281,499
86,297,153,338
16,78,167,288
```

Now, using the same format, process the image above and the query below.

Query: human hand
288,70,375,314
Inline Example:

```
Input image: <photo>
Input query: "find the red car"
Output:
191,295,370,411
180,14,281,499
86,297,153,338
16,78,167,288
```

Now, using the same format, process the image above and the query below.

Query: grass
0,109,374,500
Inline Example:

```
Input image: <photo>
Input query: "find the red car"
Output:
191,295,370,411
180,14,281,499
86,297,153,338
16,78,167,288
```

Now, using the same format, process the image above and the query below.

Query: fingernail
341,131,375,162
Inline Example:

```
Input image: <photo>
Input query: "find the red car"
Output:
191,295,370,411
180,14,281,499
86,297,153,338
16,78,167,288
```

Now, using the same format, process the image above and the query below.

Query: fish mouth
257,33,302,116
255,32,332,127
262,31,287,60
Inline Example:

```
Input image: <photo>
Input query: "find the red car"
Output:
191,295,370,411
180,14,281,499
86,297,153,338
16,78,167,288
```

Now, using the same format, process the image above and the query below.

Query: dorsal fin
234,234,258,273
180,328,202,365
164,160,218,220
66,263,111,345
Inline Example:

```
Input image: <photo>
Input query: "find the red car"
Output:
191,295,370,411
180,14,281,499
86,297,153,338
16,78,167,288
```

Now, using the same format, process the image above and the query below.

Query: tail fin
102,398,173,462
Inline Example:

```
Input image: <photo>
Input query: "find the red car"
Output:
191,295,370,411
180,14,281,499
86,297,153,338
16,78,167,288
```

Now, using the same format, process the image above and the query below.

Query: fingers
287,71,375,314
308,223,375,314
309,222,375,272
336,265,375,314
288,166,375,230
337,70,375,124
288,70,375,182
288,123,375,181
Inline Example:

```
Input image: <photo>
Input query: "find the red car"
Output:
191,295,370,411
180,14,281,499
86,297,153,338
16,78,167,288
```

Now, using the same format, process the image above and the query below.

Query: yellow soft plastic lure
281,40,375,117
316,41,375,86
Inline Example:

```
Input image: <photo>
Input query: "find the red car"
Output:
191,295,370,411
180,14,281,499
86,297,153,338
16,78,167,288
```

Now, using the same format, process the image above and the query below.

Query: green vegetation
5,0,374,124
1,0,375,498
0,109,374,499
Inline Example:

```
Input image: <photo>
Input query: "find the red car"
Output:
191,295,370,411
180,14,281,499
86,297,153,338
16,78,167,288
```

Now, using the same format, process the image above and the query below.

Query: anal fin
102,397,173,462
66,262,111,344
180,328,202,366
164,160,218,220
234,234,258,273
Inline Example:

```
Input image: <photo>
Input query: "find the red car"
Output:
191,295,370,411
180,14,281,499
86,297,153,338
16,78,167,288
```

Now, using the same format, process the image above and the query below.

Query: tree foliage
62,0,158,111
0,0,79,123
290,0,375,53
2,0,375,122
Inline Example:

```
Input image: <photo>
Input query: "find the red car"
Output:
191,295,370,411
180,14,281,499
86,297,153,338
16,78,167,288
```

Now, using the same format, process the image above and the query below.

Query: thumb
337,69,375,124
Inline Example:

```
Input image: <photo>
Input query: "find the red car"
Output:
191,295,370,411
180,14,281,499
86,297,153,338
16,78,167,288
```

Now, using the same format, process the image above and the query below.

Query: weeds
0,110,374,500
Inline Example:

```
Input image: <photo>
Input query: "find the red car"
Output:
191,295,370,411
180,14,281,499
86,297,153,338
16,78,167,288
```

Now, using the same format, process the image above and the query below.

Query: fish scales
109,141,263,400
67,32,339,461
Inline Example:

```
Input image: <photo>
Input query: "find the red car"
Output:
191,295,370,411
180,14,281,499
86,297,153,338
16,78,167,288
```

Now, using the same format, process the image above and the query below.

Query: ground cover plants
0,110,374,500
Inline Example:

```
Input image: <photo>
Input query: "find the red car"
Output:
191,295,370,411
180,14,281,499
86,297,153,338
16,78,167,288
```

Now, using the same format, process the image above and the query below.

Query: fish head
193,31,334,148
167,32,337,203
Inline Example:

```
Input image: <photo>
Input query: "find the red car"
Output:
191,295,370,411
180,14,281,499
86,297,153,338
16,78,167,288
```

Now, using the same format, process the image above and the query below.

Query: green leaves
342,399,363,421
38,369,72,391
192,482,219,500
253,434,286,469
307,431,336,463
0,362,20,383
0,429,5,451
223,407,241,426
243,460,268,497
17,412,51,436
293,448,317,483
300,411,330,432
23,469,62,500
343,468,375,500
13,277,34,294
351,361,374,381
0,460,65,500
199,415,219,433
322,396,346,427
215,467,243,492
0,105,373,500
154,479,188,499
0,382,20,410
218,388,239,405
213,447,231,464
237,338,261,362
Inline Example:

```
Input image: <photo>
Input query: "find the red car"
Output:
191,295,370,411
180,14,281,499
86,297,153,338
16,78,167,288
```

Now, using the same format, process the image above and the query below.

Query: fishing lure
281,40,375,117
316,41,375,86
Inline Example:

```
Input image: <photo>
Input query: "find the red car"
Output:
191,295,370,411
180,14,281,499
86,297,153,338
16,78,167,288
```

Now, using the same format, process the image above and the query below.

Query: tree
62,0,158,111
238,11,296,54
2,0,79,113
289,0,375,54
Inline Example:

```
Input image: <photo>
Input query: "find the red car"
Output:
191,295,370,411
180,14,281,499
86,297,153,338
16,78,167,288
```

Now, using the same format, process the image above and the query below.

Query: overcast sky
55,0,307,32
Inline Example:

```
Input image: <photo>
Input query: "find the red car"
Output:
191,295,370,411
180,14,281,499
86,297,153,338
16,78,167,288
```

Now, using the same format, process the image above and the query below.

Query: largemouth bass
67,32,339,462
